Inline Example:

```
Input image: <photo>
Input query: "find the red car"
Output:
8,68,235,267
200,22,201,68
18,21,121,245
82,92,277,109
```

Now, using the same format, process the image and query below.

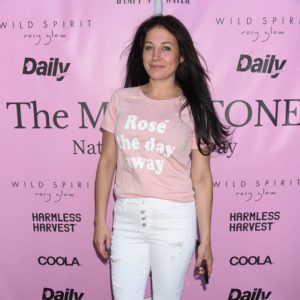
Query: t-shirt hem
100,124,114,133
115,195,195,203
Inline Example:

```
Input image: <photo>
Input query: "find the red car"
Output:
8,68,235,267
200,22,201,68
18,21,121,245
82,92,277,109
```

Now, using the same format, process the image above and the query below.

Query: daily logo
22,57,70,81
237,54,286,78
228,288,272,300
42,288,84,300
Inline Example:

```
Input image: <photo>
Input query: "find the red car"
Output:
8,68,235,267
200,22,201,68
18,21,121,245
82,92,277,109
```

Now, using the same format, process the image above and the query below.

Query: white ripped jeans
110,197,197,300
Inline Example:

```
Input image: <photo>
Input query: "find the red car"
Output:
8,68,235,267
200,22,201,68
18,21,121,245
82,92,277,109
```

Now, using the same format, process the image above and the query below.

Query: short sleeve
191,127,198,150
189,113,198,150
101,91,118,133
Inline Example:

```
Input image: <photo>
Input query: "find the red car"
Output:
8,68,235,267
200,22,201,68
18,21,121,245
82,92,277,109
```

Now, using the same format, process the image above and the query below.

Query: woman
94,15,230,300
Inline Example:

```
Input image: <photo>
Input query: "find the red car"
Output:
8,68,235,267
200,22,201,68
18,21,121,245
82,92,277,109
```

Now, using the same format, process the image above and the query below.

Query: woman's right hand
94,223,112,260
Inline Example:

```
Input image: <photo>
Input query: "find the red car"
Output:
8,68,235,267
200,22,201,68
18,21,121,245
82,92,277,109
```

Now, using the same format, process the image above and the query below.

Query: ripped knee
168,241,183,259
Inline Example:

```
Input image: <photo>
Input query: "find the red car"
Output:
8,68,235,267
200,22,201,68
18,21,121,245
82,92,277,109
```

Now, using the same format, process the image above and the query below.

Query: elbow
192,169,212,185
100,156,116,171
191,173,213,191
98,154,117,176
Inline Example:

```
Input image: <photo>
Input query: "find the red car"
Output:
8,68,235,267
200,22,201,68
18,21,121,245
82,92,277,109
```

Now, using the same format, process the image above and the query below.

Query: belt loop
138,198,145,206
122,198,128,212
152,198,158,211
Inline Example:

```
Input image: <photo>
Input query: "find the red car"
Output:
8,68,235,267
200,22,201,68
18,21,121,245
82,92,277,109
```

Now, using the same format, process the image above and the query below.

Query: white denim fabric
110,197,197,300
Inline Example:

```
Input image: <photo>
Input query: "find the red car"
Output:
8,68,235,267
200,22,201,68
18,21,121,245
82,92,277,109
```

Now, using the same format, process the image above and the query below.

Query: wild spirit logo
237,54,287,78
214,178,300,203
22,57,70,81
214,16,300,42
0,19,92,46
10,180,93,203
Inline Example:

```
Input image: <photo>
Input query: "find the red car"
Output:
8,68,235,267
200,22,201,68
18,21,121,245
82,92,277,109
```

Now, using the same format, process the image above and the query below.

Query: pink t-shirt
101,86,198,203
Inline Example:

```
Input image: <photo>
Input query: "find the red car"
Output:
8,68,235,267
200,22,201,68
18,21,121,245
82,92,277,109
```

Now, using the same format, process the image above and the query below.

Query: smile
149,65,165,69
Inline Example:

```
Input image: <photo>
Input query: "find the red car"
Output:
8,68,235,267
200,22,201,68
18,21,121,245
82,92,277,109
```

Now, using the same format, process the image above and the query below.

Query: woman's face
142,26,183,83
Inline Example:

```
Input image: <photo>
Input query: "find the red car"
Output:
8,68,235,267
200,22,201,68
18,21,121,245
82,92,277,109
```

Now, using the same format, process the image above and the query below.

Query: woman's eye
162,46,171,51
144,45,153,51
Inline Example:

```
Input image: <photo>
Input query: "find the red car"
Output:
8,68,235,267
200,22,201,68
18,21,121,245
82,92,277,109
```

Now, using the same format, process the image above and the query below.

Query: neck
142,79,182,99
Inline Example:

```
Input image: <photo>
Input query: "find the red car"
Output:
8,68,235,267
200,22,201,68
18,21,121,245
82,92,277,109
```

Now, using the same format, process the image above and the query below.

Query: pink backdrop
1,1,299,299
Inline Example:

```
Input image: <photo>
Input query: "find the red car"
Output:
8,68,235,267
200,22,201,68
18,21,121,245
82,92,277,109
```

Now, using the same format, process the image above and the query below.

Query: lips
149,65,165,69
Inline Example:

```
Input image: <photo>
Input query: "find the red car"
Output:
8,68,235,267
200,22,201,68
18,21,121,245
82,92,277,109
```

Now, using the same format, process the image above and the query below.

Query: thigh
149,201,197,300
111,200,151,300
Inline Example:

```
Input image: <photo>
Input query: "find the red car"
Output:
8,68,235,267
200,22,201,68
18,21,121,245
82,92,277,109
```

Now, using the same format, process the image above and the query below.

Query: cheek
164,53,180,65
168,57,180,68
142,52,151,65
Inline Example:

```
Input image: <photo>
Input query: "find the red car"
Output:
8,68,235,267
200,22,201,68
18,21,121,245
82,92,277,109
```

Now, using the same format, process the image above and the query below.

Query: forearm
94,158,116,226
194,178,213,245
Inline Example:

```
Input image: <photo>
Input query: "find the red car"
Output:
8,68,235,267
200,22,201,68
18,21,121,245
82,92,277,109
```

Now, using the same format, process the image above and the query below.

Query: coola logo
228,288,272,300
42,288,84,300
22,57,70,81
230,256,272,266
237,54,286,78
38,256,80,266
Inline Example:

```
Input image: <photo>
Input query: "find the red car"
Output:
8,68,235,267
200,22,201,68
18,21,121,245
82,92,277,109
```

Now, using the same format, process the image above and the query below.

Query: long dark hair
123,15,231,155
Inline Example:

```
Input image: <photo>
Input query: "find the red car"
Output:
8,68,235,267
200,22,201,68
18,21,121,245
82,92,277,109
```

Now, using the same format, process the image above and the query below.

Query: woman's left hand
196,242,213,277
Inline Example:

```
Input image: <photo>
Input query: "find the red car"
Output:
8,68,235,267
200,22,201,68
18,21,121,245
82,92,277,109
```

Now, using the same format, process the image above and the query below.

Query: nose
152,48,160,60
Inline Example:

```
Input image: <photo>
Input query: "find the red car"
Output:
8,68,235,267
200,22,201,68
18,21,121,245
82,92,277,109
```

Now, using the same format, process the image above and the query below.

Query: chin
147,73,175,81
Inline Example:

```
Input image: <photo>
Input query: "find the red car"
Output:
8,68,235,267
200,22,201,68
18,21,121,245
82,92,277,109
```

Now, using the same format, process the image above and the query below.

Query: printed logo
214,16,293,43
116,115,175,175
22,57,70,81
230,256,272,266
229,211,280,232
9,180,93,203
42,288,84,300
38,256,80,266
32,212,82,233
0,19,92,46
228,288,272,300
236,54,286,78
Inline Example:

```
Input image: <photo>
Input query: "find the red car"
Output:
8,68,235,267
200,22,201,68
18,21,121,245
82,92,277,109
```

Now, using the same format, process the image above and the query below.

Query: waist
116,197,195,209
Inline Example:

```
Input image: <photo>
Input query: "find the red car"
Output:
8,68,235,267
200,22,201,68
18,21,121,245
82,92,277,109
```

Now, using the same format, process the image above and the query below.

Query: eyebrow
144,41,174,45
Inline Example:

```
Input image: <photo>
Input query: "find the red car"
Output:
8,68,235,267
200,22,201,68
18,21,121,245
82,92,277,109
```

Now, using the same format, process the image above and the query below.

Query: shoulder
179,102,194,123
111,86,140,100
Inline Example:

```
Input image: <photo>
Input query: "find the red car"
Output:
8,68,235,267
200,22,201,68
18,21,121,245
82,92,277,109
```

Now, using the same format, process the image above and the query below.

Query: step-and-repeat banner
1,1,299,299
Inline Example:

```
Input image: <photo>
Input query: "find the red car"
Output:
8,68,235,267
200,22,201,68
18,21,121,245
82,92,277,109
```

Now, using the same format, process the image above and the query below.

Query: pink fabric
101,86,198,202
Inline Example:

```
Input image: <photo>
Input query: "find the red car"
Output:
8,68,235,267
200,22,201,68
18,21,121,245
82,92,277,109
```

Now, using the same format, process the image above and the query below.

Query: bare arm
94,130,117,259
191,149,213,275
